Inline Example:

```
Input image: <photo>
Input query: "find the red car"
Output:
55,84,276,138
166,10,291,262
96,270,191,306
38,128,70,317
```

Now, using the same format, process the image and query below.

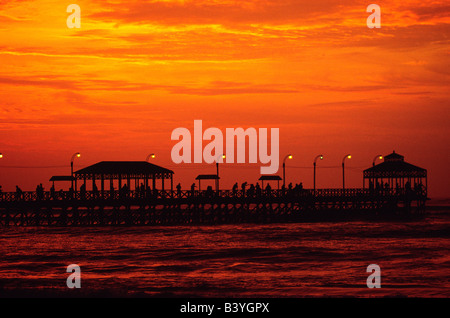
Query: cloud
401,4,450,21
0,75,76,90
0,74,299,96
88,0,354,26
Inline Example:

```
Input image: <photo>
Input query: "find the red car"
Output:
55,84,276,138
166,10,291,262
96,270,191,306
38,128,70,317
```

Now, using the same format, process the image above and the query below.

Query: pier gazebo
73,161,174,193
363,151,427,194
258,175,282,190
195,174,220,191
49,175,75,188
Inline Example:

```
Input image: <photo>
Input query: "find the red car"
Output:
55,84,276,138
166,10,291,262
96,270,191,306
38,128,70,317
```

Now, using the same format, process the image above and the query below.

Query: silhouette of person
206,185,213,197
191,183,196,196
241,182,247,196
80,183,86,199
176,183,182,197
15,186,23,200
68,187,74,199
138,183,145,198
36,183,45,200
50,184,55,199
265,183,272,196
255,183,261,196
120,184,129,198
232,183,238,196
417,182,423,194
405,181,411,190
248,184,255,197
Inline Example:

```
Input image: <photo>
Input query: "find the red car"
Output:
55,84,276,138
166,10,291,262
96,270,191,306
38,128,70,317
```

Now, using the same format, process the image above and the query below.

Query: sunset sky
0,0,449,197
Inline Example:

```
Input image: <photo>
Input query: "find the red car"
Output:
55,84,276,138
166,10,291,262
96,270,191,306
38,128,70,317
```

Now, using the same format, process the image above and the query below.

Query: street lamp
146,153,156,161
71,152,81,190
373,155,383,166
0,153,3,159
313,154,324,193
216,154,226,191
342,154,351,190
282,154,293,187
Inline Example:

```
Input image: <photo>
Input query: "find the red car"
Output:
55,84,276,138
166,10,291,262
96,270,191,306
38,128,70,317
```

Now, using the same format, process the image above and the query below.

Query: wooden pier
0,188,427,226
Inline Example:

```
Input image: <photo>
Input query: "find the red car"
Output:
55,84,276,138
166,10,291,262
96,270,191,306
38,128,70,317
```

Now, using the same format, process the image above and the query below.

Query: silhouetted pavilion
259,175,282,189
73,161,174,193
49,175,75,188
363,151,427,194
195,174,219,191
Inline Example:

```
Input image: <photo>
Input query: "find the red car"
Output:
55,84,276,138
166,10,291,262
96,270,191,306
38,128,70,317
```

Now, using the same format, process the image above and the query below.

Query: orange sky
0,0,449,197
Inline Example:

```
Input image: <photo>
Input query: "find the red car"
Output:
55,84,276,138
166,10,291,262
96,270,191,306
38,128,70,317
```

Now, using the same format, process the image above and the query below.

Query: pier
0,151,428,226
0,187,427,226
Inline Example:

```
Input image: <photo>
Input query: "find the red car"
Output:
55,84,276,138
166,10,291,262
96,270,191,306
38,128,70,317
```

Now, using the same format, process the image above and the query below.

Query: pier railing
0,187,427,203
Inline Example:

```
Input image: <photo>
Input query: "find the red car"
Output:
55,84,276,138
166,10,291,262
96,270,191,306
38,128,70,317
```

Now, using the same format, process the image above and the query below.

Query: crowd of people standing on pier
184,181,305,199
0,181,306,201
0,178,426,201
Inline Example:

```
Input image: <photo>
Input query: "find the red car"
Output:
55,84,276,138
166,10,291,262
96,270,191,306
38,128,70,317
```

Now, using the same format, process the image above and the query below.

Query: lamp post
146,153,156,161
373,155,383,166
282,154,293,187
71,152,81,190
342,154,351,190
144,153,156,191
216,154,226,191
313,154,324,193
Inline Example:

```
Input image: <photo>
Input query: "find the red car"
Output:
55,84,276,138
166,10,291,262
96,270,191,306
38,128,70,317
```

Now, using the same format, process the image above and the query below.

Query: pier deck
0,188,427,226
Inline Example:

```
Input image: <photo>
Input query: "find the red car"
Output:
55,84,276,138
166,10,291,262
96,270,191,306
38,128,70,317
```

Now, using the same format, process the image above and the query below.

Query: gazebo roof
49,175,75,182
195,174,219,180
364,152,426,178
74,161,174,179
258,175,282,181
384,151,404,161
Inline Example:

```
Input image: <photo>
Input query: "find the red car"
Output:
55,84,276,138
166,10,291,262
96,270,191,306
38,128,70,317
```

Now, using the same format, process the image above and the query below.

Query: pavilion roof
74,161,174,179
364,152,426,178
195,174,219,180
49,175,75,182
258,175,282,181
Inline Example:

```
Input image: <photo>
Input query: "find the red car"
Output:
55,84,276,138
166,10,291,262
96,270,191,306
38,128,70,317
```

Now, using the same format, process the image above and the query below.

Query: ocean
0,207,449,298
